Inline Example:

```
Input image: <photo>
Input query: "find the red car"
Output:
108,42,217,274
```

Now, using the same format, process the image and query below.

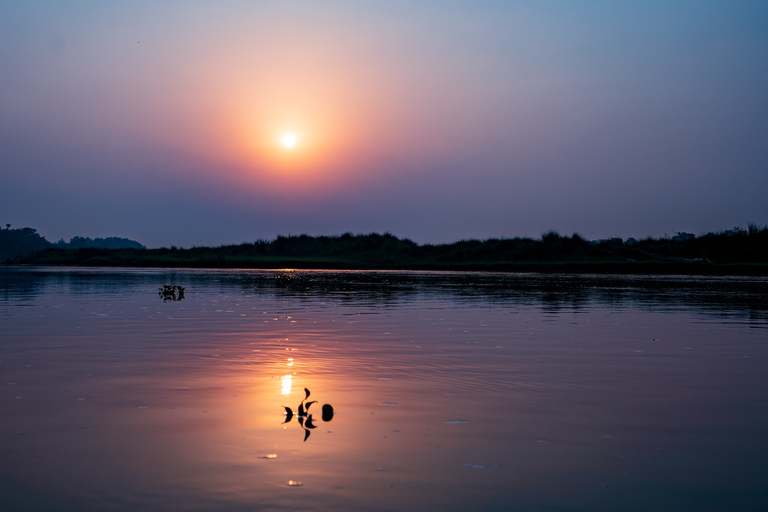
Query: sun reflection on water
281,374,292,395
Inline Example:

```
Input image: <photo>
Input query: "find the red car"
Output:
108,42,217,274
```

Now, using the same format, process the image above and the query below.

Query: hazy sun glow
218,54,389,195
282,133,297,148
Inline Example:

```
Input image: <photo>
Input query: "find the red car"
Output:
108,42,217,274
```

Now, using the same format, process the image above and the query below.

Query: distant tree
0,226,52,261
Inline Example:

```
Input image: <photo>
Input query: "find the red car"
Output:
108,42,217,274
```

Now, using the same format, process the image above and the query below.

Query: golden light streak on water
281,374,292,395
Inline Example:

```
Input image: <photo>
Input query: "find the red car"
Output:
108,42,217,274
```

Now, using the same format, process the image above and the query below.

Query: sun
282,133,297,148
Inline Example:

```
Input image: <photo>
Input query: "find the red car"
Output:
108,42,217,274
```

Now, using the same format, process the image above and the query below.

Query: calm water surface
1,267,767,511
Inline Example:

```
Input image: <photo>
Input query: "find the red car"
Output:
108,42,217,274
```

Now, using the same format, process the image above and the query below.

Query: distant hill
0,226,145,262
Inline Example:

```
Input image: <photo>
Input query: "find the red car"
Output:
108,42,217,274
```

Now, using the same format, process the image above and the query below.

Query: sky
2,0,767,248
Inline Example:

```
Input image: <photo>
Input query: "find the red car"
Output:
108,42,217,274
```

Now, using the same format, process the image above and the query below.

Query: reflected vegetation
2,267,767,324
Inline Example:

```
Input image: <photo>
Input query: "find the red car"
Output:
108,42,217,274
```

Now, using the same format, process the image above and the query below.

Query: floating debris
321,404,334,422
158,285,185,301
287,480,304,487
281,388,335,442
259,454,278,459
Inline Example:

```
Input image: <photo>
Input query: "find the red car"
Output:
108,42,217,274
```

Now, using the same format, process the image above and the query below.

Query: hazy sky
2,1,767,247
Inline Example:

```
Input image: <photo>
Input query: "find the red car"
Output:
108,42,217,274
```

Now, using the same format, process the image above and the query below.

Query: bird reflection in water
282,388,334,441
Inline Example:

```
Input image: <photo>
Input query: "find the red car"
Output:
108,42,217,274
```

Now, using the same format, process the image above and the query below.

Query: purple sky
2,1,767,248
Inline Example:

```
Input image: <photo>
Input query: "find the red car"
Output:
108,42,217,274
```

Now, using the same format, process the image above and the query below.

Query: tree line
6,224,768,272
